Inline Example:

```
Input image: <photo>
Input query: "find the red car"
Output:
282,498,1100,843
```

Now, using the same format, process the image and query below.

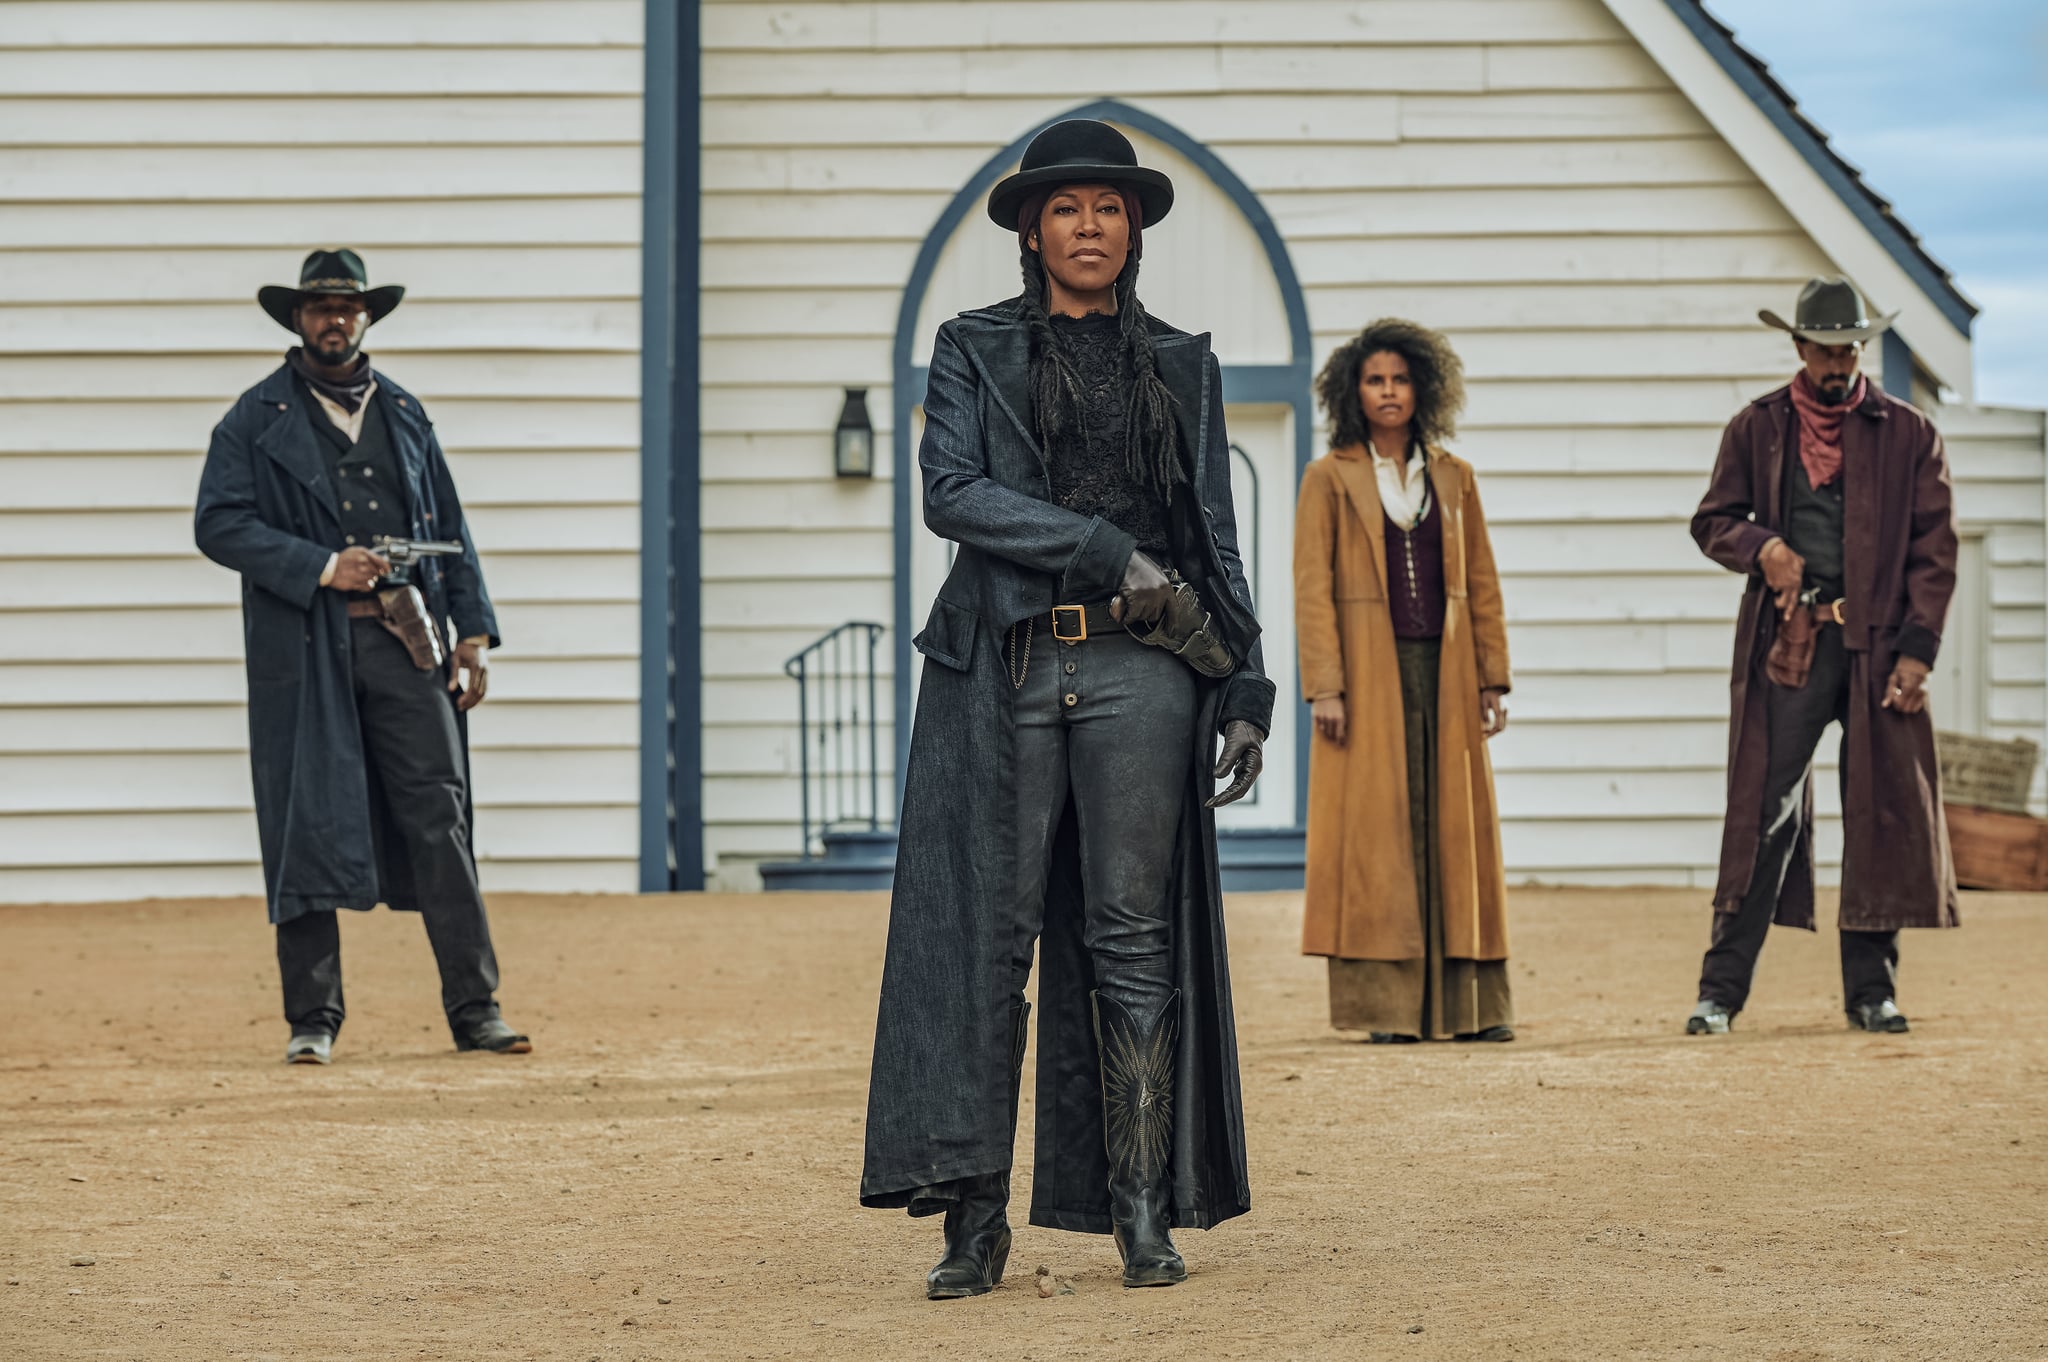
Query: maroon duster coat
1692,380,1960,932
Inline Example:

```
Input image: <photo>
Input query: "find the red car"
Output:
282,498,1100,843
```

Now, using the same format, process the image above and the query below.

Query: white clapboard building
1,0,2041,899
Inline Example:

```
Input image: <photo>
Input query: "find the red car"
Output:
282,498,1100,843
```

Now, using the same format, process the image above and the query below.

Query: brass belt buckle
1051,604,1088,643
1829,598,1848,626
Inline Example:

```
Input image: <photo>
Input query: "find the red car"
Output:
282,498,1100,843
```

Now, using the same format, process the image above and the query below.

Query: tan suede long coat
1294,445,1512,962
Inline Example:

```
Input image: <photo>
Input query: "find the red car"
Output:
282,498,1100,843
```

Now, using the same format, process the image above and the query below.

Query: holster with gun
353,535,464,673
373,584,447,673
1125,571,1236,679
1764,588,1848,689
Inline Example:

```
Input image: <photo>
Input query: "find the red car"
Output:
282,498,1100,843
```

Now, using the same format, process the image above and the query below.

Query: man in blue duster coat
195,249,529,1064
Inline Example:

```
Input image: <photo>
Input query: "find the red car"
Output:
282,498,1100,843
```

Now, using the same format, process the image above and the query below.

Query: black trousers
1699,628,1899,1012
276,618,503,1038
1004,626,1195,1023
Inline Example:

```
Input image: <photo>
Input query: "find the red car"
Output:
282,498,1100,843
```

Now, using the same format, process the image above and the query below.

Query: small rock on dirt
1406,1325,1424,1334
68,1255,96,1267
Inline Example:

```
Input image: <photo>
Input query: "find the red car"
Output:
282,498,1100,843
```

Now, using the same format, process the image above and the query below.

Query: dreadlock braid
1020,249,1182,493
1019,247,1085,451
1113,263,1182,492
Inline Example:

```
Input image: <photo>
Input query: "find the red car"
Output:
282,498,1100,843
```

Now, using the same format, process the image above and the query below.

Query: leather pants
1004,625,1194,1020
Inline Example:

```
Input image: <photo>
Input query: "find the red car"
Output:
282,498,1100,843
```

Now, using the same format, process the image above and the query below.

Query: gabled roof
1604,0,1977,395
1669,0,1977,334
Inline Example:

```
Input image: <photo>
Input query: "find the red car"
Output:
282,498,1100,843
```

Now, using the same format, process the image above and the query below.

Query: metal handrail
784,621,888,858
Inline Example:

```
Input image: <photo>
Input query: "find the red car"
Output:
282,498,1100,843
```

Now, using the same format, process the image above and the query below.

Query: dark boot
1093,990,1186,1288
926,999,1030,1300
924,1172,1012,1299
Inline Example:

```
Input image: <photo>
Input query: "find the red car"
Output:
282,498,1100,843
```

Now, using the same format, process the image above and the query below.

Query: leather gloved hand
1110,549,1173,627
1206,720,1264,809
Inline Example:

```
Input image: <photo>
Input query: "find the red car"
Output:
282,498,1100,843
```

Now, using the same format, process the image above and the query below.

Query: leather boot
1092,990,1186,1288
926,999,1030,1300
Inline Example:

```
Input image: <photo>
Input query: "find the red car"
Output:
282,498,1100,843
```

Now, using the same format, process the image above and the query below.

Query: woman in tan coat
1294,319,1514,1042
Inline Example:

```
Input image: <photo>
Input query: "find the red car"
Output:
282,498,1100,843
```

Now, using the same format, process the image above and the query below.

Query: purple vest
1385,479,1446,640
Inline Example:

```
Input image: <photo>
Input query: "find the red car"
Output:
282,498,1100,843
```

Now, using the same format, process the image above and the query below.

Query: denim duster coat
861,299,1276,1234
195,364,499,925
1693,380,1958,932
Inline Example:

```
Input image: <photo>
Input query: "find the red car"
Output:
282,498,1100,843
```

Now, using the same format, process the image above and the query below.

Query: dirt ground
2,888,2044,1362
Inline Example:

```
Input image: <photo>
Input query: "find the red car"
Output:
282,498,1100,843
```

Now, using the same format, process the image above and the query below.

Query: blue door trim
638,0,704,891
891,99,1317,827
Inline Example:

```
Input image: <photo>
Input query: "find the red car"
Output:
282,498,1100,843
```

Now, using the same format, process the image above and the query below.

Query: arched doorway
891,101,1314,855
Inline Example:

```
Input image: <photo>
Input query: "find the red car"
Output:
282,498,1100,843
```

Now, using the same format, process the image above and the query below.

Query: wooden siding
1,0,2033,899
0,1,645,902
697,0,2031,890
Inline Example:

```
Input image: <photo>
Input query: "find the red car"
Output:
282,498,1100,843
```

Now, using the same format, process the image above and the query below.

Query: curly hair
1315,318,1466,453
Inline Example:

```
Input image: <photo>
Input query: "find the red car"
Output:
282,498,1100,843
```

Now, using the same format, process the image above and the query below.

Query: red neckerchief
1788,368,1866,488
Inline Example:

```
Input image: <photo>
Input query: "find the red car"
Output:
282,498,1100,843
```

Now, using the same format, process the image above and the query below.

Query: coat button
342,500,352,510
276,402,287,411
363,466,373,477
367,500,378,510
1064,661,1076,675
1063,693,1079,708
345,535,356,545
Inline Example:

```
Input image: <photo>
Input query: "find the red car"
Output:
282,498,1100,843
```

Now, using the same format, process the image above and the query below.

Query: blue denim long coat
195,365,499,924
862,299,1275,1234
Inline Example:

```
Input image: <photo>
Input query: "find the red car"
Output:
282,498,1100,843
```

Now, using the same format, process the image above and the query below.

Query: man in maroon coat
1687,276,1959,1036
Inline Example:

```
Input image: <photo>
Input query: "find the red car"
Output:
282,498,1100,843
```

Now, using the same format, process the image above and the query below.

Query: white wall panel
0,3,644,900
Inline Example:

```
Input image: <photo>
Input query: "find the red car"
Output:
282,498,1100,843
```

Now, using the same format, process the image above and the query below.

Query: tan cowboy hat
1759,275,1897,345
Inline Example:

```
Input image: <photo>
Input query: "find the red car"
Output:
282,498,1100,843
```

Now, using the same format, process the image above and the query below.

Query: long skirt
1326,639,1514,1039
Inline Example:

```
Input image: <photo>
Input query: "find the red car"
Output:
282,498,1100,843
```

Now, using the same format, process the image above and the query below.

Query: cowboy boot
926,999,1030,1300
1093,990,1186,1288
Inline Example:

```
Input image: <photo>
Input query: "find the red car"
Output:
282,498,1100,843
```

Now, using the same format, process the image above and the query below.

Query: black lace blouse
1043,311,1174,574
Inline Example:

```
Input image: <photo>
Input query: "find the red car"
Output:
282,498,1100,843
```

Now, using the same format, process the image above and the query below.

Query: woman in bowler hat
859,120,1275,1297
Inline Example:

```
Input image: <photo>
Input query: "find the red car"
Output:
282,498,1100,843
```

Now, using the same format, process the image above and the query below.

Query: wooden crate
1945,804,2048,892
1936,731,2040,815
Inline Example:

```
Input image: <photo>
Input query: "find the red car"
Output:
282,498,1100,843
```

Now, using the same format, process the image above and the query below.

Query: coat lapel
1761,390,1791,531
377,380,435,521
953,321,1045,469
1840,388,1889,634
251,367,340,521
1426,447,1465,590
1327,446,1388,596
1150,331,1209,484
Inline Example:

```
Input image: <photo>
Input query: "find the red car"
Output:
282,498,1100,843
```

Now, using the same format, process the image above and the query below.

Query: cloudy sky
1702,0,2047,409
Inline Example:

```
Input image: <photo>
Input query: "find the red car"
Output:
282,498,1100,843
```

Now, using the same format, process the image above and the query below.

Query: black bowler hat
986,119,1175,230
1759,275,1896,345
258,249,405,332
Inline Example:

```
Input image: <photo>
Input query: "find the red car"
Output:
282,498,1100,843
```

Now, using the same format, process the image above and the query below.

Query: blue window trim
1880,329,1914,402
639,0,704,891
891,99,1316,827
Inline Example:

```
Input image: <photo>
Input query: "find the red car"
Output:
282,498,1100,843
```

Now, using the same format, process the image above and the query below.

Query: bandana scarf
286,346,376,414
1788,368,1865,489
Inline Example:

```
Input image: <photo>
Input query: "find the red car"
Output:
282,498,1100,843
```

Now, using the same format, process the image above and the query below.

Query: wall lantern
834,387,874,478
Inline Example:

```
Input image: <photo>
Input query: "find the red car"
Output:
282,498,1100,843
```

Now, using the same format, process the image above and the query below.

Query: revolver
370,535,464,587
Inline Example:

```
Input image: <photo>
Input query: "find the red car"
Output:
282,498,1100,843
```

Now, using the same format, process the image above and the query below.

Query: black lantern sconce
834,387,874,478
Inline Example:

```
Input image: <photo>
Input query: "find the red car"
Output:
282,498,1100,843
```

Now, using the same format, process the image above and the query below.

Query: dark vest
1785,438,1846,599
300,382,410,554
1385,474,1446,641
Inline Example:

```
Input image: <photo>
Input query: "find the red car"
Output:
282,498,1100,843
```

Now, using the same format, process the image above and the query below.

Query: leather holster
375,584,448,673
1125,575,1235,678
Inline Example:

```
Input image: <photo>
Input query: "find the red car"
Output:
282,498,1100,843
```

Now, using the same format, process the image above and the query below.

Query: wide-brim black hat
1760,274,1896,345
258,248,405,332
986,119,1175,230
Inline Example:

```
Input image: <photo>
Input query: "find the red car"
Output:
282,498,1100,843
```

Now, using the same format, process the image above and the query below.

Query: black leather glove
1205,719,1264,809
1110,549,1173,626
